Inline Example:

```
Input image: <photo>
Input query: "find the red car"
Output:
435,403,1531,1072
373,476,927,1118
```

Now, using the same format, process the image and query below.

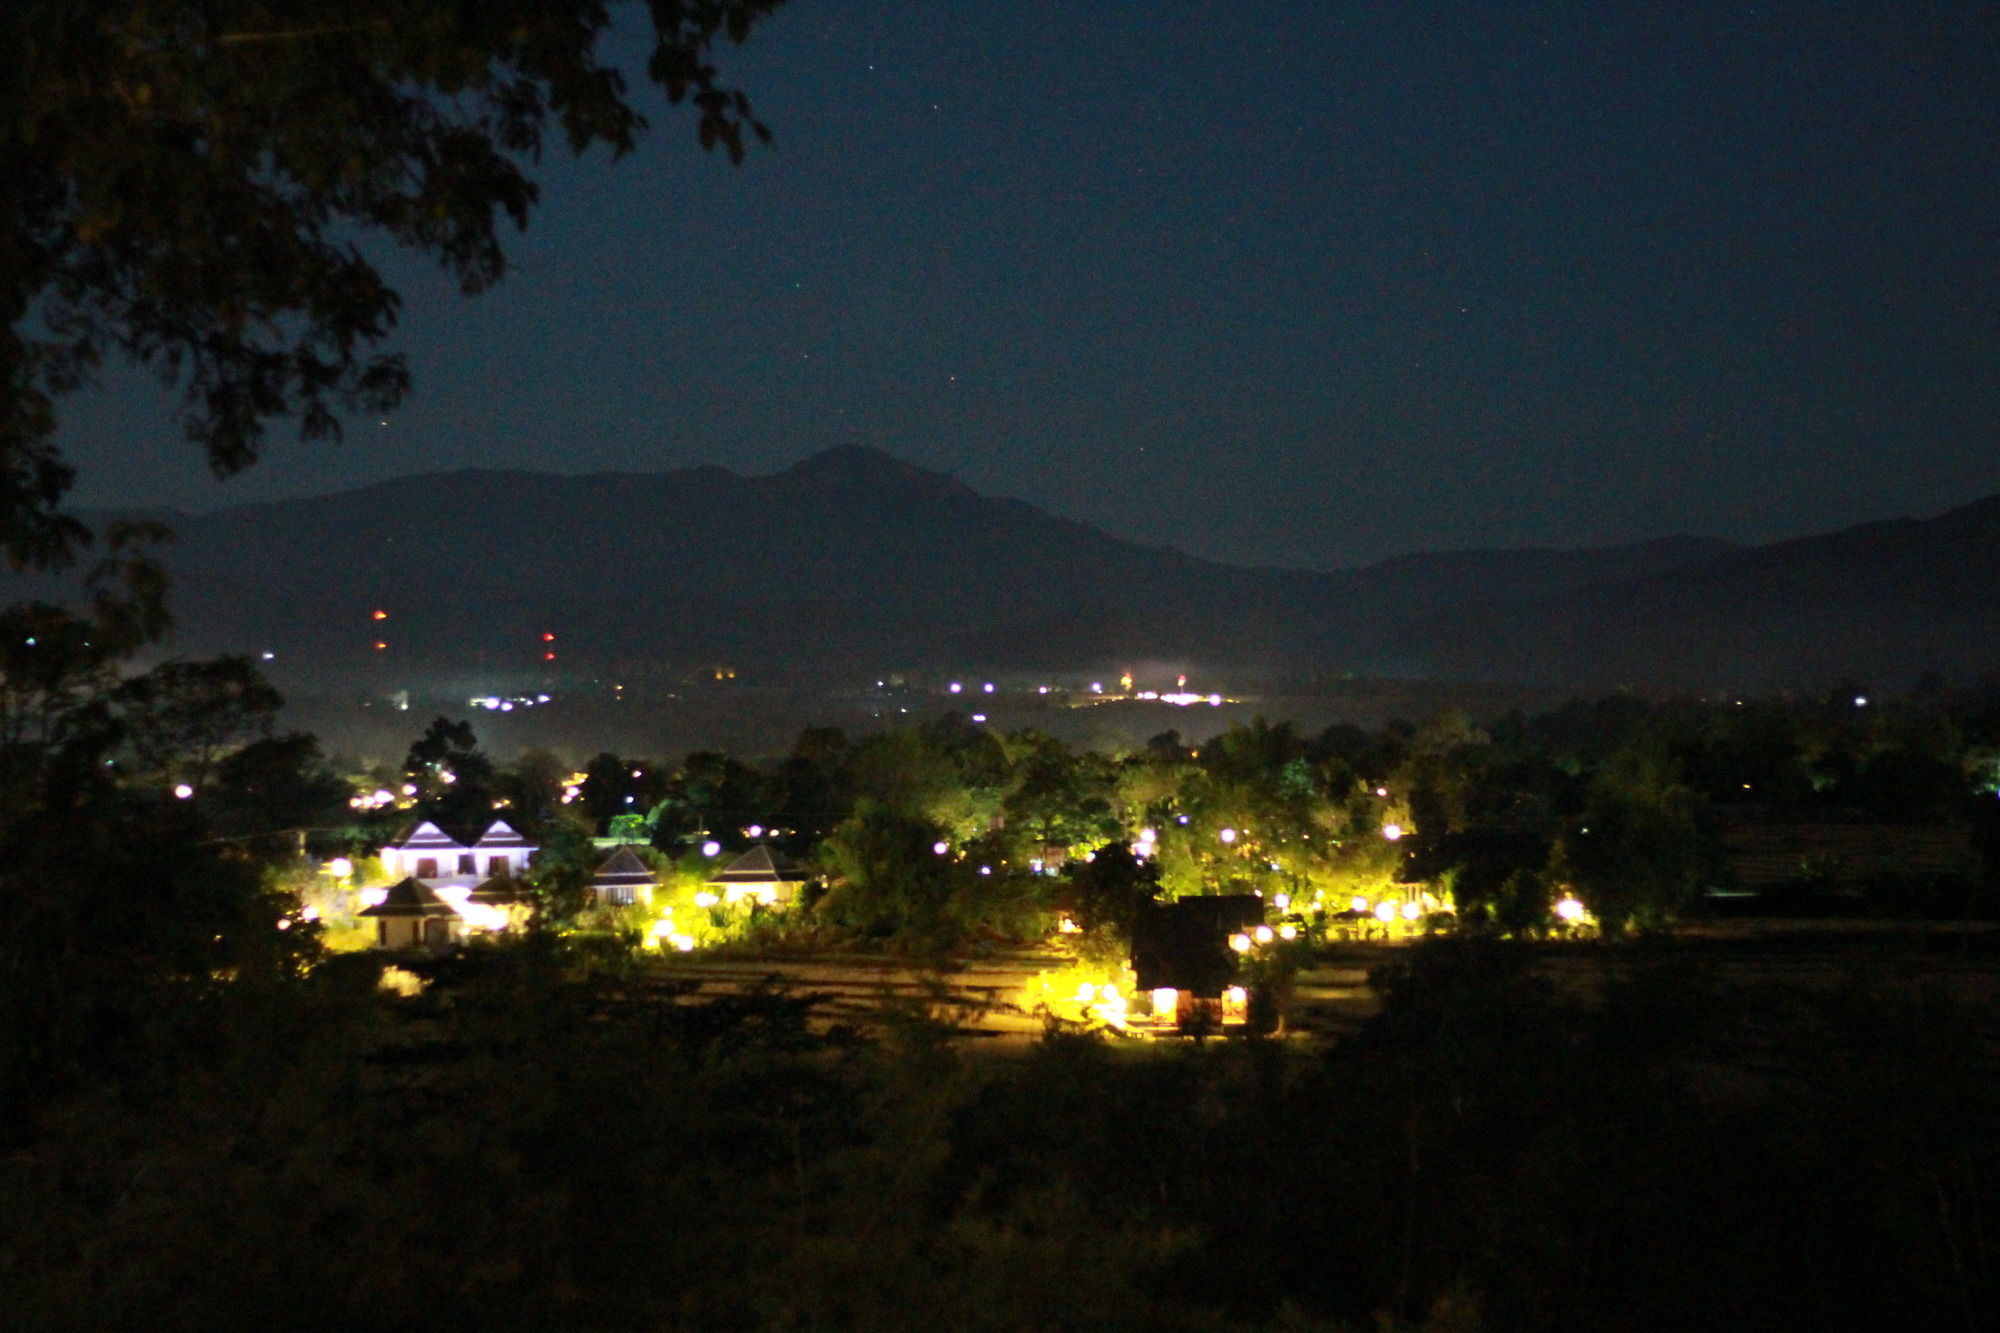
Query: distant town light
1090,682,1102,694
746,824,763,839
172,783,194,799
372,609,388,620
982,682,994,693
948,682,962,694
971,713,987,723
260,651,275,661
1854,695,1869,707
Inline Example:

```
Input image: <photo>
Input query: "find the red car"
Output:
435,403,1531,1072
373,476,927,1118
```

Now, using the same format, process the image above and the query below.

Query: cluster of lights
349,788,400,811
469,693,552,712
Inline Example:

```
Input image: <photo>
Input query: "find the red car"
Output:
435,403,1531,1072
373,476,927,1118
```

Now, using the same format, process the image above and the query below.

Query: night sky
57,1,2000,569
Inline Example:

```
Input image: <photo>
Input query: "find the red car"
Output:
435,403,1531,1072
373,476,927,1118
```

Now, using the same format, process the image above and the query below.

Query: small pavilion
360,877,466,950
589,846,657,907
707,844,810,907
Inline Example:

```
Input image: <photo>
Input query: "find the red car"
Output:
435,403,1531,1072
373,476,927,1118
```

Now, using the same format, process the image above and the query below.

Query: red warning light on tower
541,632,555,642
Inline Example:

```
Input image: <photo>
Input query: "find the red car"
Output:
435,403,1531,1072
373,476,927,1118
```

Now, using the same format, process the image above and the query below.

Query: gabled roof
473,819,533,849
590,846,657,890
391,820,467,853
709,844,809,884
466,873,528,905
360,877,462,918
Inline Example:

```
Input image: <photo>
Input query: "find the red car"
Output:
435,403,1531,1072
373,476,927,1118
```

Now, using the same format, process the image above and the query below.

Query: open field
638,920,2000,1045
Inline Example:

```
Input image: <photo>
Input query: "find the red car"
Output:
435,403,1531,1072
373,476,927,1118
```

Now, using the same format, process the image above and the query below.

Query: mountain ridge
56,445,2000,693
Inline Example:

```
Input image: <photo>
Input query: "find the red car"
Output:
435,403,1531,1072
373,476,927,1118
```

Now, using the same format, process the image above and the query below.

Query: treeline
386,685,2000,946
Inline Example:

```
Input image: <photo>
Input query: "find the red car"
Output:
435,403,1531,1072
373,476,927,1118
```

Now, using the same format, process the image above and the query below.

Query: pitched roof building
708,844,811,906
359,876,466,950
589,846,657,906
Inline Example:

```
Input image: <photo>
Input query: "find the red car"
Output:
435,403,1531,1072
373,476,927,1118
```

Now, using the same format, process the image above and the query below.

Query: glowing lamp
700,840,722,858
1374,901,1397,923
1273,893,1290,910
1253,925,1274,944
1401,901,1421,920
1219,828,1237,844
326,857,354,879
1555,897,1587,922
1351,896,1370,913
1279,923,1298,940
694,892,718,908
933,840,950,855
172,783,194,800
1229,933,1252,953
1382,823,1404,841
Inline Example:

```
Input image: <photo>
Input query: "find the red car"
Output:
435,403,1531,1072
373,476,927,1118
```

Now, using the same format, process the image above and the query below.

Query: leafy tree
400,715,495,828
110,654,282,792
1061,841,1159,959
2,0,784,569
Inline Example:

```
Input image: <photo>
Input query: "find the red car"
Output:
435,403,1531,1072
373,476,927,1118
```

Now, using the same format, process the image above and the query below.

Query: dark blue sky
59,1,2000,568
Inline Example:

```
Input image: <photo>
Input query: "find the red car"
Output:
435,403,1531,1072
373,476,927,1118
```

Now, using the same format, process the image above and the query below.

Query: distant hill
61,444,1999,693
1390,494,2000,690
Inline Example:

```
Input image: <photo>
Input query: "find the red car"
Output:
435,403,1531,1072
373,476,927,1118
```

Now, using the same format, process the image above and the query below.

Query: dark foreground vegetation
0,929,1994,1333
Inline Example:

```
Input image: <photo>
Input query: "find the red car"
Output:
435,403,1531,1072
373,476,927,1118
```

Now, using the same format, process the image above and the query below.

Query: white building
382,819,537,884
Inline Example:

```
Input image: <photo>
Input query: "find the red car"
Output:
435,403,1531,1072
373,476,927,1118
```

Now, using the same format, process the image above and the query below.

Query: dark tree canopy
1,0,782,569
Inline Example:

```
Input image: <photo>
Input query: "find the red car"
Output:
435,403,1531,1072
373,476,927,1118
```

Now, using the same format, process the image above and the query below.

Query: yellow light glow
1374,901,1397,923
326,857,354,879
1229,932,1252,953
1253,925,1274,944
1401,901,1421,920
1058,915,1081,934
1555,896,1587,922
1075,981,1097,1003
1151,987,1178,1016
671,933,696,952
1278,923,1298,940
693,891,718,908
1273,892,1290,909
1351,896,1370,913
1382,823,1404,841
